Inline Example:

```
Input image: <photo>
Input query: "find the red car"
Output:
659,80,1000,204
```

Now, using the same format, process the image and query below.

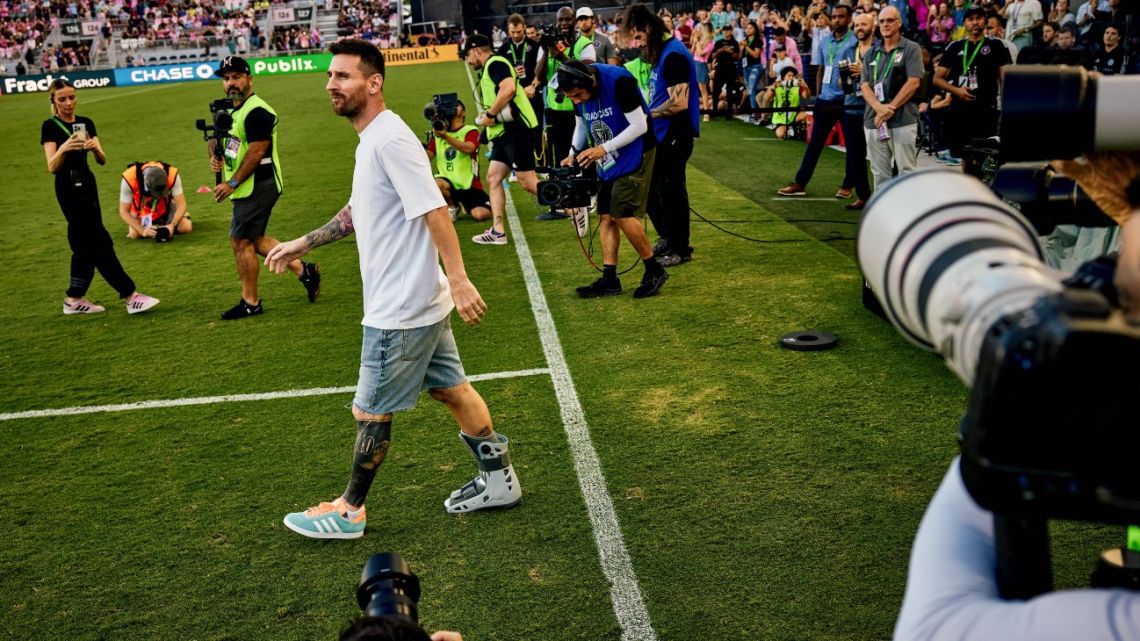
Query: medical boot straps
444,432,521,513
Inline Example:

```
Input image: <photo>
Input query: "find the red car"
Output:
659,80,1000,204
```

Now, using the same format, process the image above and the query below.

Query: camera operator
769,67,812,139
463,34,540,245
860,6,924,190
894,457,1140,641
118,161,193,241
624,3,701,268
209,55,321,319
534,5,596,213
499,14,543,151
556,60,669,299
777,3,872,209
425,100,492,223
932,6,1011,164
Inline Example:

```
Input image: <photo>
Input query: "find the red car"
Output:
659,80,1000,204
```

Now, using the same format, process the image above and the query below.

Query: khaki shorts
597,147,656,219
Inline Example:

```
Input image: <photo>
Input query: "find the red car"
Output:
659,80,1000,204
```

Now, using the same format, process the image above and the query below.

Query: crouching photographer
423,94,492,223
555,60,669,299
858,66,1140,641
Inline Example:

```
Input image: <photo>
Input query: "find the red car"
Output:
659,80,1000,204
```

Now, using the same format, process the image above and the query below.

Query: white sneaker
63,297,105,315
448,205,460,222
472,228,507,245
570,207,588,238
126,292,160,315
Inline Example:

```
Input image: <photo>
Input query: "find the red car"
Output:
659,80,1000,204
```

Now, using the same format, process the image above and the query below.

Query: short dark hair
329,39,386,77
833,3,853,16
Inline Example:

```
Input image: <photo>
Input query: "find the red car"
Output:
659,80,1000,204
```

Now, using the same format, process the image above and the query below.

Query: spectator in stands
1048,0,1076,26
860,5,924,189
1001,0,1043,51
690,17,714,122
709,24,740,118
119,161,192,240
766,26,803,73
741,20,765,119
927,3,953,50
1016,20,1058,62
1092,24,1125,74
985,12,1020,59
1050,24,1090,65
759,42,796,121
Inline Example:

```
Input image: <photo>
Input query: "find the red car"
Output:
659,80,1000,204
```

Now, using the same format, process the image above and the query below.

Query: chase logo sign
114,61,220,86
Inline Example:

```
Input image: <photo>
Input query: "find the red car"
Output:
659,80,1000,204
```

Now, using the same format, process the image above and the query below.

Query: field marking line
503,190,659,641
769,197,841,201
82,82,179,105
0,368,550,422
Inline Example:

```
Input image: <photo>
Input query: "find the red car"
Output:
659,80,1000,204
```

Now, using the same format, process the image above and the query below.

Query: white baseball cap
575,7,594,18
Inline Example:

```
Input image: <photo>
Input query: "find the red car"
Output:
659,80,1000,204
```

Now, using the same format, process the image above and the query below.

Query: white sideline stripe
504,190,658,641
769,197,840,201
0,368,551,422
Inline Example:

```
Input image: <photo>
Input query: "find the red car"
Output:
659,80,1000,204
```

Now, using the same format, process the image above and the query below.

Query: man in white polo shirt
266,39,522,540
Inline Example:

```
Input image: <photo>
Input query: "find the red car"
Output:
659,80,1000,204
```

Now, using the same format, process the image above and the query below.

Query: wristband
227,178,239,188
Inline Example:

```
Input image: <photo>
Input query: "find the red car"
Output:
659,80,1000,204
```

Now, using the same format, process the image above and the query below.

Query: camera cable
689,206,855,243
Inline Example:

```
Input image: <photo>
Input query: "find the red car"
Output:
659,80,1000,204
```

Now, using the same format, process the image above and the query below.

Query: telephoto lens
356,552,422,625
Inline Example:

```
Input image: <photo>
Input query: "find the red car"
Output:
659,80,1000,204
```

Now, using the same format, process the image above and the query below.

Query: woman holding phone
41,79,159,315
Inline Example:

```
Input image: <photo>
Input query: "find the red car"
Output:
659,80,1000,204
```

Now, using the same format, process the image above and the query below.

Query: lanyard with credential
52,116,73,137
827,31,852,67
961,38,983,73
874,48,898,84
510,41,527,64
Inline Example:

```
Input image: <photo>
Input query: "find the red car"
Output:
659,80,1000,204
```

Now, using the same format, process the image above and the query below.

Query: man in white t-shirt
1002,0,1043,51
266,39,522,540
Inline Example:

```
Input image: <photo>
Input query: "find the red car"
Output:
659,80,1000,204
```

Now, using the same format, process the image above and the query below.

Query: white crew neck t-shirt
351,109,450,330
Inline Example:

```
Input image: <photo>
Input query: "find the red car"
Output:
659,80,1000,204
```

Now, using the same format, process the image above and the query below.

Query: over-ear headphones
555,60,596,92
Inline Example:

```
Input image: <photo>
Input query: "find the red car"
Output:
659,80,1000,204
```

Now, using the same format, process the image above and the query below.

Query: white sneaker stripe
330,519,342,533
313,520,326,533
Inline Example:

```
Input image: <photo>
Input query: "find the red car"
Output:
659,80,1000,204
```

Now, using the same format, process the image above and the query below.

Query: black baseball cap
963,6,986,19
215,55,251,76
461,34,492,55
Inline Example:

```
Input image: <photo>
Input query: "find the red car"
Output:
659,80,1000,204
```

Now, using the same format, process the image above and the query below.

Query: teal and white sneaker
283,497,366,539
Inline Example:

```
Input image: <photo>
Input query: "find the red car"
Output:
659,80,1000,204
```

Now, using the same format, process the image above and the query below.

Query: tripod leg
994,514,1053,599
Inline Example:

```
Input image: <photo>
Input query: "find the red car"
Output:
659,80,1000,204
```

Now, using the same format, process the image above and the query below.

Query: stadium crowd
335,0,400,48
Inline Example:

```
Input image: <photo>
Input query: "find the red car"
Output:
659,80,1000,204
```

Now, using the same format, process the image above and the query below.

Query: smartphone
72,122,87,141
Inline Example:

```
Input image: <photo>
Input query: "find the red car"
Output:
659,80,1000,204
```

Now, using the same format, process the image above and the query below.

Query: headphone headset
555,61,596,93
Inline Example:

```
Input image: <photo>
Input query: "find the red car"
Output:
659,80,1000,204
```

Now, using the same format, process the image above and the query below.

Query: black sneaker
221,298,264,320
633,270,669,299
300,261,321,303
575,278,622,298
652,238,671,257
657,252,691,267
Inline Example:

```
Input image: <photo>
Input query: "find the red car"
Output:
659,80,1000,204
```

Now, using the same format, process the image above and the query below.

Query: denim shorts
353,316,467,415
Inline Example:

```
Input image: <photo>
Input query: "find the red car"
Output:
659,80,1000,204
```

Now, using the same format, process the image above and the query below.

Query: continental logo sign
383,44,459,66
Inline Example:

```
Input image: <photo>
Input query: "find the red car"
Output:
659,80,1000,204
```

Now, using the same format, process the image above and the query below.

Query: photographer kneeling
119,161,192,241
425,98,492,223
556,60,669,299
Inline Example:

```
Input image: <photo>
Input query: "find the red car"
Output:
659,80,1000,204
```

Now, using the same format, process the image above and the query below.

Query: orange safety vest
121,161,178,220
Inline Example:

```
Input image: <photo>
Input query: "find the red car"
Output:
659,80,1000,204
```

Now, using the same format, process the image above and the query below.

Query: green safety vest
772,85,801,126
545,35,593,111
432,124,479,191
623,56,653,102
223,94,283,199
479,54,538,140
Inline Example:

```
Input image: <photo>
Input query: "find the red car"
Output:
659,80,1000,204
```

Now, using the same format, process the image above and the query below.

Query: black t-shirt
712,37,739,75
610,74,657,151
40,115,96,175
660,50,695,140
242,103,277,182
938,36,1010,110
1092,46,1124,74
498,37,540,85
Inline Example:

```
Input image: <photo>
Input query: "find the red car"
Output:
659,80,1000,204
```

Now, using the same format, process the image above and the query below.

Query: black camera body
538,23,568,51
423,92,460,132
536,165,598,209
195,98,235,176
837,59,856,95
959,281,1140,526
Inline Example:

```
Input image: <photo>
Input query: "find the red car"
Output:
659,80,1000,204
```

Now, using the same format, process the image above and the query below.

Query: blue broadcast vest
575,64,648,182
647,35,701,143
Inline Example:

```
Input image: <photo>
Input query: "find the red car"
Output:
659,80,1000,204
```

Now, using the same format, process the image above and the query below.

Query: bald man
859,5,923,190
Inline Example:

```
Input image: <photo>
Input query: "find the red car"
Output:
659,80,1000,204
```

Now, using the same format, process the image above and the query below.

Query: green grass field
0,62,1118,640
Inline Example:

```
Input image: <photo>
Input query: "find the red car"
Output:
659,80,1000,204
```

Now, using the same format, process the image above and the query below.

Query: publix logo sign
252,54,331,76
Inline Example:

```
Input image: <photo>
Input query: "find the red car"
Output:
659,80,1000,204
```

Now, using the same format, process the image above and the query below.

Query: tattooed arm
651,82,690,119
264,203,353,273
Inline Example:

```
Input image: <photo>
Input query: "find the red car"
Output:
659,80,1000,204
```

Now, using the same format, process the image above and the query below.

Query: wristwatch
227,178,239,188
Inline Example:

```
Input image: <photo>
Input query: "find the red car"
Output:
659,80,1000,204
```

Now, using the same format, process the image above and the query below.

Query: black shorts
597,148,656,219
438,178,491,213
230,177,279,240
488,126,536,172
